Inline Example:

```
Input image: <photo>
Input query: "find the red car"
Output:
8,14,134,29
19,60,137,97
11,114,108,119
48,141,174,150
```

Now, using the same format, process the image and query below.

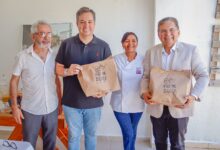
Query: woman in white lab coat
110,32,145,150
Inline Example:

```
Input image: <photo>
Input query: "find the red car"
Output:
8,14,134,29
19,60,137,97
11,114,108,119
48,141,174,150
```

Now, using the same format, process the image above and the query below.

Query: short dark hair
76,7,96,23
121,32,138,43
158,17,179,31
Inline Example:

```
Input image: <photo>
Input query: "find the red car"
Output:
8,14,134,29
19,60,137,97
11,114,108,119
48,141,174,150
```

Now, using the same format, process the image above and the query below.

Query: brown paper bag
149,67,192,106
77,57,120,97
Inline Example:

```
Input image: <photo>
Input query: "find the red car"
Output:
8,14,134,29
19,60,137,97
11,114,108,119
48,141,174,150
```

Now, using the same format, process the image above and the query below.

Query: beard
36,41,51,50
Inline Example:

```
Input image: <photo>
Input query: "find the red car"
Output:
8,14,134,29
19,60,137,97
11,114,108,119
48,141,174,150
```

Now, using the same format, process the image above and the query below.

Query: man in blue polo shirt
55,7,111,150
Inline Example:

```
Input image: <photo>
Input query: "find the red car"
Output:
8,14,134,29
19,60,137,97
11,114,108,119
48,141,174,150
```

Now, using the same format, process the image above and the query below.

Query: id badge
136,67,142,74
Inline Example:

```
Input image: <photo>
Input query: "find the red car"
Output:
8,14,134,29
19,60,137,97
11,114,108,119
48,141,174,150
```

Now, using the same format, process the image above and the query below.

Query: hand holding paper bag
77,57,120,97
149,67,192,106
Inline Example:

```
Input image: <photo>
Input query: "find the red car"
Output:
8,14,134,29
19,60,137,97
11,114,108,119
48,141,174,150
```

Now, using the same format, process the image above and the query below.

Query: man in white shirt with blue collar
141,17,209,150
10,20,61,150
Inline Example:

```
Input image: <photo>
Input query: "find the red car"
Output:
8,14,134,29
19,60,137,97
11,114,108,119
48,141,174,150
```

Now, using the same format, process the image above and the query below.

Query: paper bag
149,67,192,106
77,57,120,97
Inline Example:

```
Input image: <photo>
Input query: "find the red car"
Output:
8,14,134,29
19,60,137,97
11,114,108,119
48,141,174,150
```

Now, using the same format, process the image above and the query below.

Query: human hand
11,105,24,124
175,95,196,109
142,91,156,105
92,91,108,98
65,64,82,76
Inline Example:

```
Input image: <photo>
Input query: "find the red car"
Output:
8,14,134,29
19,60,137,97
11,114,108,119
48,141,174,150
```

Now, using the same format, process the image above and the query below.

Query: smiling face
122,34,138,54
32,24,52,50
77,12,95,38
158,20,180,51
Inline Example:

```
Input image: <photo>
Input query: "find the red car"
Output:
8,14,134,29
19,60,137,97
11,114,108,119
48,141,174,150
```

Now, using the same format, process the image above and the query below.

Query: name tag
136,67,142,74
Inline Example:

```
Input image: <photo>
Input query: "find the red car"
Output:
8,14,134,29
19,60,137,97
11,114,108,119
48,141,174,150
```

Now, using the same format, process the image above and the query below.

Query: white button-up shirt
110,53,145,113
162,43,198,98
162,44,176,70
12,45,58,115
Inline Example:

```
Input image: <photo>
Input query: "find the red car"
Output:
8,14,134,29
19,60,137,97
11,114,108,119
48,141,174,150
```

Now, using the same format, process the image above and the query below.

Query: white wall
155,0,220,143
1,0,219,144
0,0,154,138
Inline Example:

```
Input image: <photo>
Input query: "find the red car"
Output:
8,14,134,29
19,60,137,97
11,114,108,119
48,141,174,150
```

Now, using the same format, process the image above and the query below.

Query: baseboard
97,135,150,142
185,140,220,149
150,139,220,149
96,135,220,149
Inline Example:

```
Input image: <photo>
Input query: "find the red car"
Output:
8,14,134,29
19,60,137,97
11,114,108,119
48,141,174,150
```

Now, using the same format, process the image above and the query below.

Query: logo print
95,65,106,82
163,77,176,93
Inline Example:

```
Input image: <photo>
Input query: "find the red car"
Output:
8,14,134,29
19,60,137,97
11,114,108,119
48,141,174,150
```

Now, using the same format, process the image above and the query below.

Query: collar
162,43,177,54
75,34,97,45
122,52,139,62
26,44,52,55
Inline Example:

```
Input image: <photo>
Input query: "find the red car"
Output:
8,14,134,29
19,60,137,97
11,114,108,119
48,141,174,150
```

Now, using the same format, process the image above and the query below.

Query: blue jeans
114,111,143,150
63,105,101,150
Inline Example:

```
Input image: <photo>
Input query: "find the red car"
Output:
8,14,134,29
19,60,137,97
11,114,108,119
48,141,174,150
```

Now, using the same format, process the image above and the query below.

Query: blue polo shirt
56,34,112,109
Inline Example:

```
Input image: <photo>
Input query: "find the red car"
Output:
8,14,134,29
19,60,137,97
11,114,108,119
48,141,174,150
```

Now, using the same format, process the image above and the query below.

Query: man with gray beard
10,20,62,150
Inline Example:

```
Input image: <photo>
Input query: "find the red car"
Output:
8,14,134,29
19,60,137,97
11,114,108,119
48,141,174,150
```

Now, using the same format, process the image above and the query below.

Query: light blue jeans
63,105,101,150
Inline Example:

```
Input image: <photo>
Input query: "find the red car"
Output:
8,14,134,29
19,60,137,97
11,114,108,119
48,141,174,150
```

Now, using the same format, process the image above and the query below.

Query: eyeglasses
2,140,17,150
35,32,52,38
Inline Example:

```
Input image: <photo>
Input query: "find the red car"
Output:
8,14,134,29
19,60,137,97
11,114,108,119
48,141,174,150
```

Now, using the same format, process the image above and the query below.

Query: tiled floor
80,136,151,150
0,130,219,150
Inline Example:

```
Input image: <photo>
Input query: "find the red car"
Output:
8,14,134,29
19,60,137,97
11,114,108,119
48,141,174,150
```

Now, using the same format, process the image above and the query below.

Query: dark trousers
22,109,58,150
114,111,143,150
150,106,189,150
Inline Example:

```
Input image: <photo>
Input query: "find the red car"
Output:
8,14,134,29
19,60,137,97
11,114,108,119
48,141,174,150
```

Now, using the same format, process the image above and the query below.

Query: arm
140,50,150,95
55,40,82,77
10,75,24,124
56,62,82,77
55,75,62,115
140,50,156,104
175,47,209,109
190,48,209,99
